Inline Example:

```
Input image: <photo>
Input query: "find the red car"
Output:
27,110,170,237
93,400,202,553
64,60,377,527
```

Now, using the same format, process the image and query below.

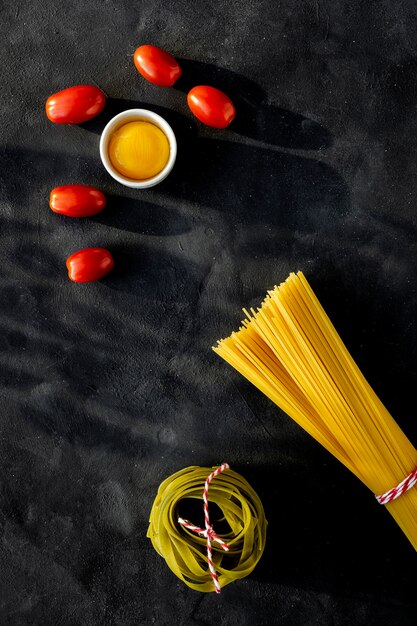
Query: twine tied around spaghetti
178,462,230,593
375,467,417,505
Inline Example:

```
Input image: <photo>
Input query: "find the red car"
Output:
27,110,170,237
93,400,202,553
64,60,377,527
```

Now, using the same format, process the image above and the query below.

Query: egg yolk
108,121,170,180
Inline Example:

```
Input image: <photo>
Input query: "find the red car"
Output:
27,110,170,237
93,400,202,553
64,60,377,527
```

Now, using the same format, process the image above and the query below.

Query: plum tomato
187,86,236,128
46,85,106,124
50,185,106,218
66,248,114,283
133,45,182,87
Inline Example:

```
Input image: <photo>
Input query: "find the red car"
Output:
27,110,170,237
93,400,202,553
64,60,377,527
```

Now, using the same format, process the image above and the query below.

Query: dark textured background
1,1,417,624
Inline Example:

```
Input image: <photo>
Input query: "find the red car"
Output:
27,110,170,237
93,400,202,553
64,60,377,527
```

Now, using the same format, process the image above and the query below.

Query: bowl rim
99,108,177,189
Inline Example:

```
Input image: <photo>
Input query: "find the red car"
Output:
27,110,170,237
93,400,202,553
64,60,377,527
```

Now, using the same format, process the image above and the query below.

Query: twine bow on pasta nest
147,464,267,592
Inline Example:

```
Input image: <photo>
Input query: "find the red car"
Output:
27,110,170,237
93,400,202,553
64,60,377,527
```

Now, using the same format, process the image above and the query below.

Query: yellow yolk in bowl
108,121,170,180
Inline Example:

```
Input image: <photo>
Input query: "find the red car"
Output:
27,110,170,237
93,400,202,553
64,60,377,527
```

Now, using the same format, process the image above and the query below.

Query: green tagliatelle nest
147,465,267,592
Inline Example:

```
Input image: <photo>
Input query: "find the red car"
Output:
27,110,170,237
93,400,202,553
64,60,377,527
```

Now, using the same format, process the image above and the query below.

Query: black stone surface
1,1,417,624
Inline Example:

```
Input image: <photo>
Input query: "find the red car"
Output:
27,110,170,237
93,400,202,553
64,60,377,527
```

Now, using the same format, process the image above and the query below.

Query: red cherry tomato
46,85,106,124
187,86,236,129
133,45,182,87
50,185,106,218
66,248,114,283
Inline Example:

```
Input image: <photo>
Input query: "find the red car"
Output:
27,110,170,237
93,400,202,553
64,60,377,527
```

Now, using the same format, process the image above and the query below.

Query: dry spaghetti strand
213,272,417,550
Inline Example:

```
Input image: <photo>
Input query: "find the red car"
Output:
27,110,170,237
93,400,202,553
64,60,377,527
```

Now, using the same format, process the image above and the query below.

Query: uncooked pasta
214,272,417,550
147,465,267,591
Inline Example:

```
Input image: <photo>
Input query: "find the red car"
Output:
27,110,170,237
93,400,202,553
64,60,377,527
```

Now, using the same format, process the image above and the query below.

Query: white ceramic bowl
99,109,177,189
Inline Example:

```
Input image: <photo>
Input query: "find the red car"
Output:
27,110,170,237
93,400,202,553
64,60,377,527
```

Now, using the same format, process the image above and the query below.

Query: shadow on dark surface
79,76,341,230
242,456,416,603
176,58,333,150
103,242,203,300
161,138,349,228
91,195,191,236
80,64,333,153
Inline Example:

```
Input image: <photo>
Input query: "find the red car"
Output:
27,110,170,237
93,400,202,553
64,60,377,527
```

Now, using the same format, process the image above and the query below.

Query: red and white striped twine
375,467,417,505
178,462,230,593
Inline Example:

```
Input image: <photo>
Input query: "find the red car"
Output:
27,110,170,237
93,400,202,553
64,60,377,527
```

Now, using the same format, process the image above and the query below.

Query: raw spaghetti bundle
147,465,267,592
213,272,417,550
